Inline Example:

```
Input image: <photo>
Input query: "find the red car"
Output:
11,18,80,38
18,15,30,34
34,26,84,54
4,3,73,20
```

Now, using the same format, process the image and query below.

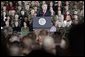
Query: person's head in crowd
3,11,6,16
60,38,67,49
59,14,64,22
7,41,21,56
73,15,78,24
30,8,36,16
6,15,10,20
14,20,19,27
65,5,69,11
64,12,72,27
6,34,21,56
73,15,77,20
42,3,48,12
23,1,28,6
73,10,78,20
39,29,48,36
21,10,25,15
65,1,69,6
64,11,71,20
30,32,36,41
58,6,61,11
3,6,6,11
9,2,13,6
5,21,9,27
66,11,70,15
23,22,27,28
34,1,40,7
24,16,28,22
9,10,15,16
65,14,71,21
31,1,35,7
15,14,19,20
18,1,22,6
42,1,46,4
50,1,54,14
1,1,4,7
58,1,62,7
50,1,53,7
74,10,78,15
9,34,20,43
21,34,34,55
36,29,49,46
74,4,77,10
58,10,61,16
6,16,10,21
34,6,38,12
25,4,30,11
18,6,22,11
50,6,54,16
79,1,83,3
42,36,56,55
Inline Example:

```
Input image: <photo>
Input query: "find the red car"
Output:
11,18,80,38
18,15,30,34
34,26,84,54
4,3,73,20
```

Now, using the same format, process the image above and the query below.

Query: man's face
9,36,20,42
42,4,47,11
9,2,13,6
15,14,19,19
42,1,46,4
5,21,9,27
58,10,61,16
58,1,61,6
74,15,78,20
34,7,37,12
23,22,27,27
10,10,15,16
66,15,71,20
66,11,69,15
15,22,19,27
58,7,61,11
31,9,35,15
50,1,53,7
73,15,78,24
21,11,25,15
65,6,68,11
74,11,77,15
3,6,6,11
3,11,6,16
7,16,10,20
66,1,69,6
25,5,30,10
18,1,22,6
18,6,22,11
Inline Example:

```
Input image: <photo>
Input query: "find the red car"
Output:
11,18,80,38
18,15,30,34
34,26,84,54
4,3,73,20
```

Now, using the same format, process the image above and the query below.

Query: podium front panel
33,17,53,29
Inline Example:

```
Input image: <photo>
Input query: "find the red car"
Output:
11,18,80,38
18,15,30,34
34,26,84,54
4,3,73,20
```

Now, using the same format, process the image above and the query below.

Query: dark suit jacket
37,9,51,17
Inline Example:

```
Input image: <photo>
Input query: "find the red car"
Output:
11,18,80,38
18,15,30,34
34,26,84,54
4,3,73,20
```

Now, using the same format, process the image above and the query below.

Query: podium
33,17,53,29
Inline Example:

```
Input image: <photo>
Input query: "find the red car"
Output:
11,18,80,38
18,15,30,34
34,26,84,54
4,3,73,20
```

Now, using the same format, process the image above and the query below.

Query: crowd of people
1,1,84,56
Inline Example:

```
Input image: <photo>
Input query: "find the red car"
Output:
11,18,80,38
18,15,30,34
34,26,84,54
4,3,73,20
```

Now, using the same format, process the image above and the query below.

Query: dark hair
8,41,21,48
21,32,36,42
39,29,48,36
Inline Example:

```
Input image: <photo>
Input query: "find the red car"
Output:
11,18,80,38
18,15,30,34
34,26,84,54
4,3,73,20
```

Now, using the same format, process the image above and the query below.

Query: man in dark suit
37,3,51,17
